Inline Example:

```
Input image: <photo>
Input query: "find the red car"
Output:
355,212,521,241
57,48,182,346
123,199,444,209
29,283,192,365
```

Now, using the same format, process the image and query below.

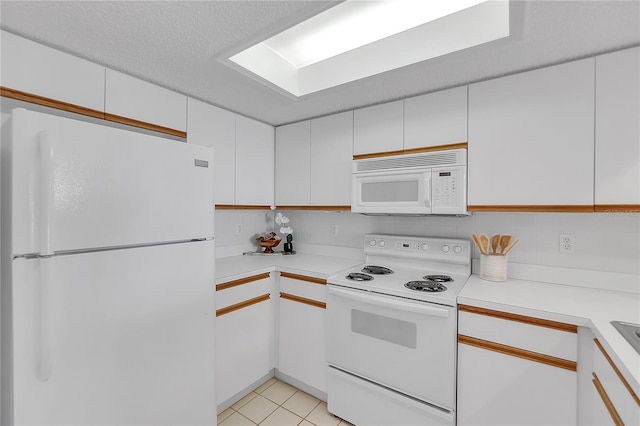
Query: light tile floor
217,379,352,426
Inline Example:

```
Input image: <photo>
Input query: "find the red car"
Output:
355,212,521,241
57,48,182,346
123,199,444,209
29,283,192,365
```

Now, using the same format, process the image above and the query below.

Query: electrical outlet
559,233,575,254
330,224,339,238
236,224,242,235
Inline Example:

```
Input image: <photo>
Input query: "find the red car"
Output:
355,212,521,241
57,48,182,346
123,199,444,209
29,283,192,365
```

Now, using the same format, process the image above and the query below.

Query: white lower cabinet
215,273,274,409
457,305,578,425
277,273,327,395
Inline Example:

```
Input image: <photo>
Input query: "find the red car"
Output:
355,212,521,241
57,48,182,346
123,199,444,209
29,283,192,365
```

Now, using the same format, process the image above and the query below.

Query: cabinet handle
594,339,640,406
280,292,325,309
216,294,270,317
280,272,326,285
592,372,624,426
459,304,577,333
216,273,271,291
458,334,577,371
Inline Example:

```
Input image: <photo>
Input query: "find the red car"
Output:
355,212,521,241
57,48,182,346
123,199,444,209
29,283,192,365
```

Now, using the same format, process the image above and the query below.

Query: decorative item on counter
275,212,294,253
471,233,520,282
256,231,281,254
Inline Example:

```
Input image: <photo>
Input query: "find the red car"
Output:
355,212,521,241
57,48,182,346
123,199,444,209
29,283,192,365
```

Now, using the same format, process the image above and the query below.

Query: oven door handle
328,286,449,318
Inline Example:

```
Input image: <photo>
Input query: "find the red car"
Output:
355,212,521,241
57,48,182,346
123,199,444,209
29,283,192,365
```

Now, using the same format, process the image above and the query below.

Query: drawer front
216,273,272,313
592,339,640,425
458,305,577,361
280,273,326,303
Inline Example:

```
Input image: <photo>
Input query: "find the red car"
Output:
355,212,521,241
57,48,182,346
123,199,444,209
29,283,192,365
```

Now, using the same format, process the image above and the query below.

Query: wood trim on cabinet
280,292,326,309
352,142,468,160
275,206,351,211
216,272,271,291
280,272,326,285
593,372,625,426
458,304,578,333
458,334,577,372
594,338,640,406
215,204,236,210
467,205,595,213
1,86,105,119
104,112,186,138
595,204,640,213
228,205,273,210
216,294,270,317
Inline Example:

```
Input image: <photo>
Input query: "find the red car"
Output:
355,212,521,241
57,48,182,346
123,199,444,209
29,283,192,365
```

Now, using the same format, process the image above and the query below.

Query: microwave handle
423,173,431,208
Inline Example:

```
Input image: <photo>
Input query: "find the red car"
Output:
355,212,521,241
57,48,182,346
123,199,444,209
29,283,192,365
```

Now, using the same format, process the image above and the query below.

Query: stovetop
328,234,471,306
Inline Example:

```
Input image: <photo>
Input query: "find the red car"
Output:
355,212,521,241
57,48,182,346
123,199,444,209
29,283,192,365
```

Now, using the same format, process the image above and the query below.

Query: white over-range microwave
351,149,468,215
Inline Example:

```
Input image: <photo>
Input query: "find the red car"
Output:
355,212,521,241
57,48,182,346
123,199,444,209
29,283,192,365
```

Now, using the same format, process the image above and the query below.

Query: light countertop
459,275,640,393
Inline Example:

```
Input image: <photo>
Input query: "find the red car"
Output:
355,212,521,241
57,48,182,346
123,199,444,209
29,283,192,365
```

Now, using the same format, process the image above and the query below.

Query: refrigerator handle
38,257,54,381
38,131,54,256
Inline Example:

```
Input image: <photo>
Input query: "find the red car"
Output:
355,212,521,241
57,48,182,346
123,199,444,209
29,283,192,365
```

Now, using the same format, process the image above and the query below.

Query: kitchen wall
215,209,640,276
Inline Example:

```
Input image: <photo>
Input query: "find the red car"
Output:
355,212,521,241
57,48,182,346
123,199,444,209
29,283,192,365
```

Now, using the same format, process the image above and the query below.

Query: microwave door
352,170,432,214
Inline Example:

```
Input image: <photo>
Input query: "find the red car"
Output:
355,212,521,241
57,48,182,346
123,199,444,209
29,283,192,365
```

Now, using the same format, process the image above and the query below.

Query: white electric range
326,234,471,426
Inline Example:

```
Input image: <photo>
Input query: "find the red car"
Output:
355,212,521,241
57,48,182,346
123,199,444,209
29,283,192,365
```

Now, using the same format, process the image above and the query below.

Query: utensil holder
480,254,508,282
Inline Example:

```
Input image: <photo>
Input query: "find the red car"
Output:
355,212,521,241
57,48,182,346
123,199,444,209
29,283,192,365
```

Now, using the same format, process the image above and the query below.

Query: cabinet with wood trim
0,30,106,117
105,69,187,137
457,304,578,426
404,86,468,151
235,116,274,208
467,58,595,212
595,46,640,212
187,98,236,205
586,337,640,425
277,272,328,396
215,273,275,409
353,100,403,157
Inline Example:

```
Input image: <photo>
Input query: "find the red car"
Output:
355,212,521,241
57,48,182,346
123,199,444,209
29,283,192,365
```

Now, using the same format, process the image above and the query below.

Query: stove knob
441,244,450,253
453,245,463,254
421,243,429,251
369,240,377,246
379,240,386,247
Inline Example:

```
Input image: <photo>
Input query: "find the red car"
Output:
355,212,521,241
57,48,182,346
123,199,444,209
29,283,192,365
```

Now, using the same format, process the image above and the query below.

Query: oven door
326,285,456,409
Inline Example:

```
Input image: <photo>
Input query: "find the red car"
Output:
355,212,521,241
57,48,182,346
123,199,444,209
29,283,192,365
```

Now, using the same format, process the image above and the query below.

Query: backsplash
216,210,640,276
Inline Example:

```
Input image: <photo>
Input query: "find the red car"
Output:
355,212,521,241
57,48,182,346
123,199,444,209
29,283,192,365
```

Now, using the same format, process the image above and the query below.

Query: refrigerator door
9,240,216,425
9,108,214,256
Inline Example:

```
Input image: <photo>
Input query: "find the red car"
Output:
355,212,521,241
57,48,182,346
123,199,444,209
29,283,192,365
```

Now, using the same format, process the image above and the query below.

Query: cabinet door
275,121,311,206
1,31,105,114
468,59,595,209
105,69,187,133
595,47,640,209
353,100,403,156
310,111,353,206
216,275,274,408
404,86,468,150
187,98,236,205
235,116,274,207
278,274,327,393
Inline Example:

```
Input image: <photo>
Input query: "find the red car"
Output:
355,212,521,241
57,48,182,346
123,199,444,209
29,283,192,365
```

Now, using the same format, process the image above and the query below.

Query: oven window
361,181,419,202
351,309,417,349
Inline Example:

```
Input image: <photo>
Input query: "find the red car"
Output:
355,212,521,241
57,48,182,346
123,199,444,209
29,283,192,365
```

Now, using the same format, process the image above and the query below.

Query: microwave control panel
432,167,466,213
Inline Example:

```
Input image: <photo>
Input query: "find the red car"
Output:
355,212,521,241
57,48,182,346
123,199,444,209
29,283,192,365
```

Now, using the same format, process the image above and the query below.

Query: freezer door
9,108,214,255
9,240,216,425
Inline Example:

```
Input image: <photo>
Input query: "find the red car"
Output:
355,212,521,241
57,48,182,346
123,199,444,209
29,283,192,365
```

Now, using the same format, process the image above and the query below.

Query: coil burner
423,274,453,283
346,272,374,282
404,281,447,292
362,265,394,275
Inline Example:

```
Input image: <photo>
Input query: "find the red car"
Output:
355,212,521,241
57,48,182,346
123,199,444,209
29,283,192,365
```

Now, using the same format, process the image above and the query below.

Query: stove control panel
364,234,470,261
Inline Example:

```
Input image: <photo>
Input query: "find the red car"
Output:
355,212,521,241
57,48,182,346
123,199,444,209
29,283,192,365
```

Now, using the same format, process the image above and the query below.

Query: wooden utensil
480,234,490,256
499,234,512,255
490,234,500,255
471,233,487,255
503,238,520,256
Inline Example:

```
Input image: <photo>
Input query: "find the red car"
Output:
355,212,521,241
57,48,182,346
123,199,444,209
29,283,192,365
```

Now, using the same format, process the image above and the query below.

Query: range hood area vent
355,151,461,173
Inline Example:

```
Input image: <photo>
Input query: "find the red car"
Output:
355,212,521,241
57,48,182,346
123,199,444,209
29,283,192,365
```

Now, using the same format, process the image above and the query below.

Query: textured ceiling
1,1,639,126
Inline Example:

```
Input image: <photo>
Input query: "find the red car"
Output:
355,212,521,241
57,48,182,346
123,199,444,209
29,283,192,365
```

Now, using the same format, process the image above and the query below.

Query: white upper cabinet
404,86,468,150
1,30,105,113
353,100,403,156
105,69,187,132
187,98,236,205
311,111,353,206
275,121,311,206
468,59,595,209
595,47,640,208
235,116,274,207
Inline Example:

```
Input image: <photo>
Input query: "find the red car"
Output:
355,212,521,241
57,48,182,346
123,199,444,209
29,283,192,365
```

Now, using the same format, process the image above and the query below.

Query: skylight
227,0,510,98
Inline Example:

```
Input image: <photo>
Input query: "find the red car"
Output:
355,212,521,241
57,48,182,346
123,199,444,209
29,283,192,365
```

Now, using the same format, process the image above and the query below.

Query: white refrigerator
1,108,216,425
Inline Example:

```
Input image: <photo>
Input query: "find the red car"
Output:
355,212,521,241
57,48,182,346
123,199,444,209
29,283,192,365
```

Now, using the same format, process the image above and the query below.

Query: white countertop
216,252,363,284
459,275,640,393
